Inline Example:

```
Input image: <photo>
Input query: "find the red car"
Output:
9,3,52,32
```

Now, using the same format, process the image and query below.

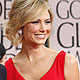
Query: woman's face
23,10,52,45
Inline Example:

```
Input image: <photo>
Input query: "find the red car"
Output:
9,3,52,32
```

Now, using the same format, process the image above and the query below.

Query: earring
18,30,22,35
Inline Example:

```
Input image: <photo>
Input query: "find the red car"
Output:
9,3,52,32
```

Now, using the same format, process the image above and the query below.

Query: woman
5,0,79,80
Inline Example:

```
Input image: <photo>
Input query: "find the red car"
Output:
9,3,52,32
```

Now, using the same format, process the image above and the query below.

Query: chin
35,40,46,45
32,37,48,45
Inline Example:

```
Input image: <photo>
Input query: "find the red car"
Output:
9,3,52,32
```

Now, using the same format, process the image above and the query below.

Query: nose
39,23,46,33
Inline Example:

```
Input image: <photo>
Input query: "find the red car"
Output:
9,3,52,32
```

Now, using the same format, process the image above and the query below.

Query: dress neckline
10,51,65,80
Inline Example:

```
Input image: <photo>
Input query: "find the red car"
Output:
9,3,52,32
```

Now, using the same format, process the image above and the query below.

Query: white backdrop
49,0,80,67
0,0,80,68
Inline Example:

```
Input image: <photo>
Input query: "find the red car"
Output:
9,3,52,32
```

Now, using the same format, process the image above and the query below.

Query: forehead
24,10,51,24
33,10,50,21
38,10,50,19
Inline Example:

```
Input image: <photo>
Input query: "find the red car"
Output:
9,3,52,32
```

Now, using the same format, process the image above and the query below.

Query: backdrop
49,0,80,68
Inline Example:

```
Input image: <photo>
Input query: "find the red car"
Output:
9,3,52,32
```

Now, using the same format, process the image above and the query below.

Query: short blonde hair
5,0,53,46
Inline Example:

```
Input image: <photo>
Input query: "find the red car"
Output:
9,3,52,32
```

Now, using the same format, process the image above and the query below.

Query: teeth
36,35,45,38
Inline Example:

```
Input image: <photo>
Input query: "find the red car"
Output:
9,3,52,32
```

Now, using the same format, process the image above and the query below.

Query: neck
19,44,46,62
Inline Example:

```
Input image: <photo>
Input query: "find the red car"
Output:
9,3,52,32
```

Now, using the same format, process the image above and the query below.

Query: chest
15,58,54,80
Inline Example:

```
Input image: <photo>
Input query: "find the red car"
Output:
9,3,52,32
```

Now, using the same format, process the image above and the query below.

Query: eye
31,21,39,24
45,21,51,24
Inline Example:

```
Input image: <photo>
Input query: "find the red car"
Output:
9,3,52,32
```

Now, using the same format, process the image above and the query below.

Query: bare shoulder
65,53,78,65
64,53,79,80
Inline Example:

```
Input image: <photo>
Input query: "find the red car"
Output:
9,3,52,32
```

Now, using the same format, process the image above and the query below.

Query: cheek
24,25,38,34
47,25,52,33
30,27,39,32
27,25,39,33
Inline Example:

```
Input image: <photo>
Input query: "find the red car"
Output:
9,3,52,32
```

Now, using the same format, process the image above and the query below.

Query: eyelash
31,21,39,24
45,21,51,23
31,21,51,24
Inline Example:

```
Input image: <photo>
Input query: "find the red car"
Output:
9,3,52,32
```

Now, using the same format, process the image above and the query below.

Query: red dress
5,51,66,80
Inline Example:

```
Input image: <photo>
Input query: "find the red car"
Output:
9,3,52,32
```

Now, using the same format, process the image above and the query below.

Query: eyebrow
37,18,51,21
45,18,51,21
